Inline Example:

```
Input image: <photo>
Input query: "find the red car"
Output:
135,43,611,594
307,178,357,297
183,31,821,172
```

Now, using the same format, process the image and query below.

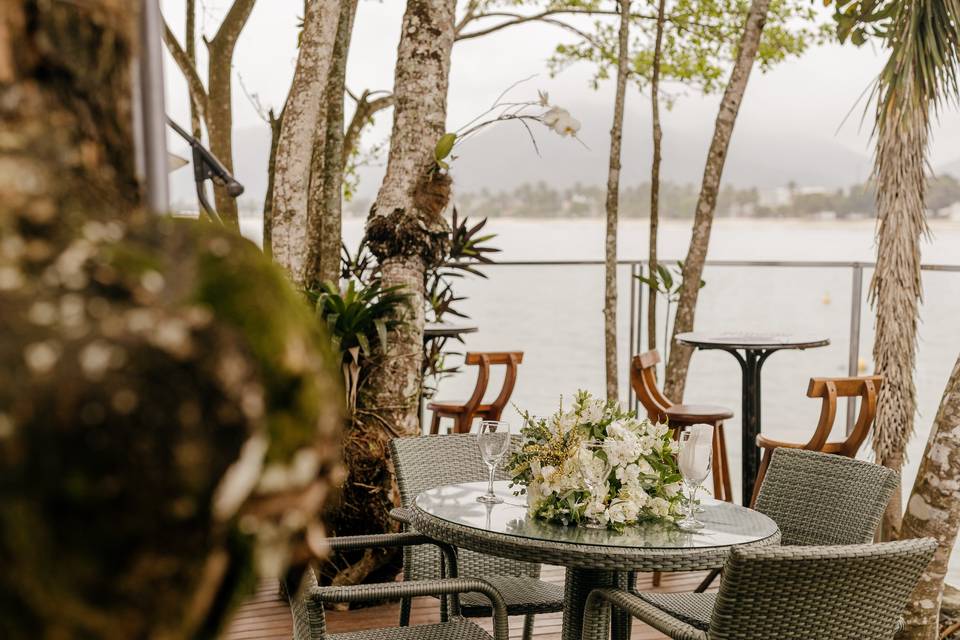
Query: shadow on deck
223,566,715,639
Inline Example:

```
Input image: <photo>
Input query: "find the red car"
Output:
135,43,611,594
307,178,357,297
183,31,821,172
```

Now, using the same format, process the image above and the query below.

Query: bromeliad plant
308,280,409,410
508,390,685,531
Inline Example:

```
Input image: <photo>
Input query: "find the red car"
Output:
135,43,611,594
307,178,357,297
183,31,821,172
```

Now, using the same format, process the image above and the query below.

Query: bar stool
428,352,523,434
749,374,882,506
630,351,734,503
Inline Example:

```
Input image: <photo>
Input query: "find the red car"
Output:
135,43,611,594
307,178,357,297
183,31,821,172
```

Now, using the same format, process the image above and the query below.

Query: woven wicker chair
583,538,936,640
287,532,509,640
390,434,564,640
633,448,900,629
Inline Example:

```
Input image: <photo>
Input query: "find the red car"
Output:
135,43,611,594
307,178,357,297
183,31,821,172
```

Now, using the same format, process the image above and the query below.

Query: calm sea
243,215,960,580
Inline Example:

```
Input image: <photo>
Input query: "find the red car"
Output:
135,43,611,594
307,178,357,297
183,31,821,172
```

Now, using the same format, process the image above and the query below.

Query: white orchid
542,106,581,137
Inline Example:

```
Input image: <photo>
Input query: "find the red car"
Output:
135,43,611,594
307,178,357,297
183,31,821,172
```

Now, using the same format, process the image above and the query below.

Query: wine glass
677,428,713,530
579,441,613,529
477,421,511,504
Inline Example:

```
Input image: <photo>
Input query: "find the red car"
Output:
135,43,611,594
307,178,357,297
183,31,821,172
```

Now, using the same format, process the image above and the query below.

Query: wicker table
412,481,780,640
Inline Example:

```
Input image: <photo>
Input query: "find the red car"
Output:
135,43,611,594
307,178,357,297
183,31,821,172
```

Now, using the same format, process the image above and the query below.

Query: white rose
648,497,670,517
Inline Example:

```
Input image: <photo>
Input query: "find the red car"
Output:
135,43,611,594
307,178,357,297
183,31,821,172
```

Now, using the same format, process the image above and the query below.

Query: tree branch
343,90,394,166
455,9,657,41
161,15,209,123
208,0,257,51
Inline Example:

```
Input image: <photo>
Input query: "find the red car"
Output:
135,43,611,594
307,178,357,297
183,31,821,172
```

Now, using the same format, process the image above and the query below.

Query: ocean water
242,215,960,580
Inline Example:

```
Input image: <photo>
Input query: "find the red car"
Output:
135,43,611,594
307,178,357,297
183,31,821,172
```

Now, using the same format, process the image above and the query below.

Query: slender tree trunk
871,78,928,541
603,0,630,401
663,0,771,401
185,0,201,139
263,106,284,255
270,0,342,286
204,0,257,229
305,0,358,287
896,355,960,640
647,0,667,356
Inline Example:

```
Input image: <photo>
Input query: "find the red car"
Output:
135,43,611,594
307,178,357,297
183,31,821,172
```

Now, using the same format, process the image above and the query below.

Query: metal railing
483,258,960,434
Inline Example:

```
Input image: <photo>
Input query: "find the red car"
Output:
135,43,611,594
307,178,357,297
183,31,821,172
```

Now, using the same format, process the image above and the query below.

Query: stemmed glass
579,441,613,529
677,428,713,531
477,421,511,504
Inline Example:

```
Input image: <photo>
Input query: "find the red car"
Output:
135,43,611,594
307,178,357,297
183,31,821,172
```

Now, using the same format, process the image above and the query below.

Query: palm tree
834,0,960,541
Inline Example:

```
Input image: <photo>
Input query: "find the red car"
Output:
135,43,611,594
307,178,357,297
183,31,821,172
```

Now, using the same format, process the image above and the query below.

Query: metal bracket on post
846,263,864,435
137,0,170,214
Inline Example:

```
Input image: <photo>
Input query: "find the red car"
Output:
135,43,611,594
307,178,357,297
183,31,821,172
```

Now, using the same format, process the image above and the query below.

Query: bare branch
161,15,209,123
208,0,257,51
342,91,394,166
455,9,657,41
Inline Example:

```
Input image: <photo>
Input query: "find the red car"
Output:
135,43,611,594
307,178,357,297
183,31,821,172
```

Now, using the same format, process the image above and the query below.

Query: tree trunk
647,0,667,355
305,0,358,287
603,0,630,401
871,79,928,541
663,0,771,401
205,0,257,229
270,0,342,286
185,0,202,139
263,106,284,255
896,355,960,640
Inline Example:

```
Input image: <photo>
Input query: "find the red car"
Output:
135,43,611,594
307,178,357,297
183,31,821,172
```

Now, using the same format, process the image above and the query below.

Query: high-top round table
412,481,780,640
675,332,829,504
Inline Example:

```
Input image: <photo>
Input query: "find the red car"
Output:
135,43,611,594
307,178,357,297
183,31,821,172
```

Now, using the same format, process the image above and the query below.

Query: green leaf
434,132,457,165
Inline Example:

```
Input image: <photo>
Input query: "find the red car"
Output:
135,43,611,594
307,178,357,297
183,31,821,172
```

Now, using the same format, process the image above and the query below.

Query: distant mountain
169,102,873,210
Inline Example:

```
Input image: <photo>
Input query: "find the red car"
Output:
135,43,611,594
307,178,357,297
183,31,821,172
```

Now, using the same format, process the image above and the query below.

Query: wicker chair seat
329,619,493,640
459,575,565,616
635,592,715,630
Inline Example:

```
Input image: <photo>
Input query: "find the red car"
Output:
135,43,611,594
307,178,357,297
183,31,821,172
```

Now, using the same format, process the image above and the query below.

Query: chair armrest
312,578,510,640
756,434,808,450
317,532,459,581
583,588,708,640
389,507,415,527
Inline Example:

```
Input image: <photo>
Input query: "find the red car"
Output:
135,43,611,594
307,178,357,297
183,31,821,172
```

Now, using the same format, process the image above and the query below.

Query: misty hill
170,101,874,211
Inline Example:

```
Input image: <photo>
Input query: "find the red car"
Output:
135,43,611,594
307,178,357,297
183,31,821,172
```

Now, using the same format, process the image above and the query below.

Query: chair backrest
289,568,328,640
630,351,673,422
460,352,524,424
709,539,936,640
803,375,882,455
390,434,538,581
754,448,899,546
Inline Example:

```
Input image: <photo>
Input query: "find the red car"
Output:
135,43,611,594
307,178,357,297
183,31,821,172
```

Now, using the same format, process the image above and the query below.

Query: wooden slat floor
223,567,715,639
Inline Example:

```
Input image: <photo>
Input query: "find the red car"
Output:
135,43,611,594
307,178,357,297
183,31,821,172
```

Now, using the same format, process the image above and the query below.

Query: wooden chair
428,352,523,434
630,351,734,503
749,374,882,506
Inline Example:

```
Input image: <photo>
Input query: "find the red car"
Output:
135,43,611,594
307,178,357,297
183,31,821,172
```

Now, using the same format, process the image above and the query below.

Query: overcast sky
160,1,960,180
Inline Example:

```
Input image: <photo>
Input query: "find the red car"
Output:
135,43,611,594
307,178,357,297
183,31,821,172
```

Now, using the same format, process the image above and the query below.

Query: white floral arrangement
508,390,685,531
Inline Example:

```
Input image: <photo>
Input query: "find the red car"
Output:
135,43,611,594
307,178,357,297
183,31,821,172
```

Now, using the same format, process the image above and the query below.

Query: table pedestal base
562,569,631,640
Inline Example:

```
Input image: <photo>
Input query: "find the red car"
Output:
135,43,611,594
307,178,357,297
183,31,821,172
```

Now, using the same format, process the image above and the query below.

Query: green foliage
635,260,704,304
434,132,458,170
308,279,409,359
544,0,829,94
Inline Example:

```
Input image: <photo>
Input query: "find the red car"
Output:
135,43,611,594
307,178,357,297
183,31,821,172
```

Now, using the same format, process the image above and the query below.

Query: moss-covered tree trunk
664,0,771,401
270,0,343,286
0,2,342,636
896,355,960,639
603,0,630,401
326,0,455,588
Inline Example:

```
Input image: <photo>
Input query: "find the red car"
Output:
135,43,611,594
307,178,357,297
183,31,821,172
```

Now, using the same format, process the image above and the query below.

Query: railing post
846,263,864,435
629,263,637,411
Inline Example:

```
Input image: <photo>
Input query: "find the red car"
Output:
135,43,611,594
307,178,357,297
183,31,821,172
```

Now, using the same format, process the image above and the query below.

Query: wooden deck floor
223,567,715,639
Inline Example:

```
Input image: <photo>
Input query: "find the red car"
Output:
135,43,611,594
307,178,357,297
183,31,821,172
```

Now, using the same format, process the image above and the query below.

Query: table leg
562,568,628,640
736,348,774,504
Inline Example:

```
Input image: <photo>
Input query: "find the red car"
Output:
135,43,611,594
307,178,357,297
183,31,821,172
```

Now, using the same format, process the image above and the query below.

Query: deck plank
222,567,716,639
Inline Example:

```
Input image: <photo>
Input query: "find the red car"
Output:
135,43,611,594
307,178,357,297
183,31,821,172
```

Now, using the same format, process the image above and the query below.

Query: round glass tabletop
415,481,778,550
676,331,829,350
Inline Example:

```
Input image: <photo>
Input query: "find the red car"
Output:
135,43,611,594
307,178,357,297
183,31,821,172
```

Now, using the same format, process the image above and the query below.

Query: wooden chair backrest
803,375,882,456
630,350,673,423
461,352,524,418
